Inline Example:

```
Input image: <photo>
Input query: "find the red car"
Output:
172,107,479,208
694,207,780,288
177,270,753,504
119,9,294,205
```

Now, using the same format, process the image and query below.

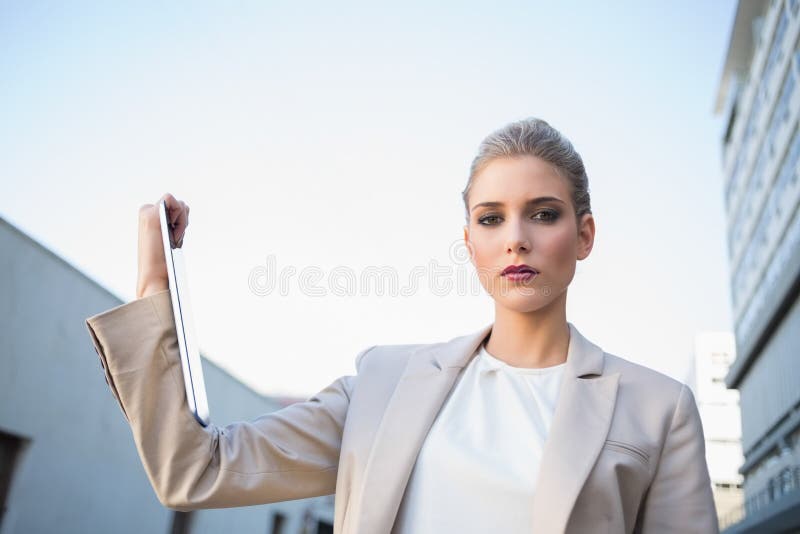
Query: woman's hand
136,193,190,299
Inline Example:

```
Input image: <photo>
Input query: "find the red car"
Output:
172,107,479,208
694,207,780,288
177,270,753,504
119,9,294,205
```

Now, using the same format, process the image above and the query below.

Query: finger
138,204,158,227
176,201,189,244
172,200,188,233
181,200,189,230
160,193,182,226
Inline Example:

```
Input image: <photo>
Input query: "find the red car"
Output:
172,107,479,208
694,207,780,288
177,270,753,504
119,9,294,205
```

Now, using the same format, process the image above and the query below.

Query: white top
392,341,567,534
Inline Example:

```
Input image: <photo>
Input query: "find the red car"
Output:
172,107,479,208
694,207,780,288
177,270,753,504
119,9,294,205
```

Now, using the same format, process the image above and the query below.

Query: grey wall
0,217,330,534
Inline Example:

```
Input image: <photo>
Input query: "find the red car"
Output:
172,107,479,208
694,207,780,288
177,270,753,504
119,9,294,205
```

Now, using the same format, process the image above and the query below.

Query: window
170,511,193,534
0,429,28,529
270,512,286,534
763,9,789,90
723,103,738,146
711,351,732,366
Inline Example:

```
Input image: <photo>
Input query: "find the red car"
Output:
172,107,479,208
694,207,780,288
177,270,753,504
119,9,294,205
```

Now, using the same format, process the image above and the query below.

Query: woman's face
463,155,595,314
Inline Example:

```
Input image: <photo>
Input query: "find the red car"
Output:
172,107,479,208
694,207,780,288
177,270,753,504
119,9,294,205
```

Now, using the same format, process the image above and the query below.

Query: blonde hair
462,117,592,223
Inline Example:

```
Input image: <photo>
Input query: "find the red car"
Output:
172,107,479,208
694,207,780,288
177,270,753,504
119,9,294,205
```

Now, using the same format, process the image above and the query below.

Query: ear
463,225,474,260
576,213,595,261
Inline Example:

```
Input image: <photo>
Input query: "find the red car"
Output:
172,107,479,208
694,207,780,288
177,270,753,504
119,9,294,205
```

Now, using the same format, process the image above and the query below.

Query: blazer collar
425,320,605,378
354,320,617,534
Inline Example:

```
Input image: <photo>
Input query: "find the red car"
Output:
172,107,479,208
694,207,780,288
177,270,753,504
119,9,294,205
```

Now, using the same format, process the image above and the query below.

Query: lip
504,271,537,283
501,264,539,276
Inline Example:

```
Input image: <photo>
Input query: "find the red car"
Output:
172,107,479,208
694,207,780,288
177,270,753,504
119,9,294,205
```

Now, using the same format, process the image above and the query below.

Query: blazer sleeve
84,289,376,511
636,384,720,533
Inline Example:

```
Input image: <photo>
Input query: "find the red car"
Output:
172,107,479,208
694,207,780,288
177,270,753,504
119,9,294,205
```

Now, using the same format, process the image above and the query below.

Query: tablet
159,199,211,427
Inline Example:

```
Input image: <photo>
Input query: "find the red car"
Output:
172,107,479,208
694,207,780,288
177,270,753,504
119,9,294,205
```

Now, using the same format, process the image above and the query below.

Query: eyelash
477,209,560,226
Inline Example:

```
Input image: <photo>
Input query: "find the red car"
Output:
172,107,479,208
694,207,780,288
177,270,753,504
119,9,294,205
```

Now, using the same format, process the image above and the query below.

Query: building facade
715,0,800,531
687,332,744,527
0,216,333,534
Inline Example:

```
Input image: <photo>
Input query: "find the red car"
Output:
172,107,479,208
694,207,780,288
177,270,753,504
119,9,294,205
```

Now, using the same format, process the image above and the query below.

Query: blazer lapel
530,322,620,533
354,323,493,534
353,321,618,534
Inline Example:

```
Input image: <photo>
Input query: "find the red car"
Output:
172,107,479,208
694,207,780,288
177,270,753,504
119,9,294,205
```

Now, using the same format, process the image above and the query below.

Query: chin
496,297,552,314
491,280,567,314
488,287,549,311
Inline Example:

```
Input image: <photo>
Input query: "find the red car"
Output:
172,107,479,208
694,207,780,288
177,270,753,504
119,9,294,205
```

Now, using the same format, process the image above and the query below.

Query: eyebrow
470,196,566,213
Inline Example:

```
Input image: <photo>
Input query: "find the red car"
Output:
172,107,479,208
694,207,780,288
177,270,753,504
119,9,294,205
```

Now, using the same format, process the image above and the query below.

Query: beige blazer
85,289,719,534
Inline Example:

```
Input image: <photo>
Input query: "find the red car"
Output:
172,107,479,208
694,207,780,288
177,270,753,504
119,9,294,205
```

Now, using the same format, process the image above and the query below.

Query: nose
504,220,530,254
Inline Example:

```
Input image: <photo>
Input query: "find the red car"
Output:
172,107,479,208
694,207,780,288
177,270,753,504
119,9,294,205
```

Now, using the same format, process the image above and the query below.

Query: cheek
539,226,577,265
467,232,496,267
471,247,491,271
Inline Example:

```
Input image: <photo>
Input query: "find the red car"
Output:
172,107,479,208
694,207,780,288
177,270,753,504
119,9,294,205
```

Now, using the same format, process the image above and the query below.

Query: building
0,215,334,533
715,0,800,531
686,332,744,526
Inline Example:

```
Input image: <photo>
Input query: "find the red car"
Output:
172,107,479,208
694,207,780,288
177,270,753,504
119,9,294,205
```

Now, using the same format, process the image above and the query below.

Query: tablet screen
159,199,211,426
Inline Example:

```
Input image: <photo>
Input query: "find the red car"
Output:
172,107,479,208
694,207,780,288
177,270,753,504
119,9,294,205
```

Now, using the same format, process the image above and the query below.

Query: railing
720,464,800,530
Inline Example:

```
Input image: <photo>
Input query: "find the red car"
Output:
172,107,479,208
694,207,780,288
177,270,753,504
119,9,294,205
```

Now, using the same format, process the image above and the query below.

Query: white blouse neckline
478,342,568,375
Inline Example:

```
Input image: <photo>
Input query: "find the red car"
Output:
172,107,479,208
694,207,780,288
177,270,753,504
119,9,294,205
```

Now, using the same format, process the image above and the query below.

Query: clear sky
1,0,738,397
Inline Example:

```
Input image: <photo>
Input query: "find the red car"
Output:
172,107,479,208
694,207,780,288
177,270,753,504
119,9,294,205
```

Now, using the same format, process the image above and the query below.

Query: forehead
470,156,571,207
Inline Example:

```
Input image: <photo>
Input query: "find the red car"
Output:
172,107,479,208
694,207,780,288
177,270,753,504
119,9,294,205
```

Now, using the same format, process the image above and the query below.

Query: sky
1,0,738,397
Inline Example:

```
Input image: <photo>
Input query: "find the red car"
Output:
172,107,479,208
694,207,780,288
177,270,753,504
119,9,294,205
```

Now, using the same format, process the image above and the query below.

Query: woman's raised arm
84,193,374,509
86,289,374,509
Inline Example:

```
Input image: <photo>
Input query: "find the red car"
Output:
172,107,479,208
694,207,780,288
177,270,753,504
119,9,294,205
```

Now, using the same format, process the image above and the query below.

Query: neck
484,292,570,368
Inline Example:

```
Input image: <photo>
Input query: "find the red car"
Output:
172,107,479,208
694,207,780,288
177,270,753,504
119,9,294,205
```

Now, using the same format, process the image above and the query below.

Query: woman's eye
478,211,559,225
478,215,501,225
533,210,559,222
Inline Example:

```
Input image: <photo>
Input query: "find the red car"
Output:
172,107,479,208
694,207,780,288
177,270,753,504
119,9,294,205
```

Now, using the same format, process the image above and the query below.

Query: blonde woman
86,117,719,533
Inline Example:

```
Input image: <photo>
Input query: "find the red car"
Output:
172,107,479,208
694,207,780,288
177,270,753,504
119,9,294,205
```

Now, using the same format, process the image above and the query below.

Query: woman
85,117,719,533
